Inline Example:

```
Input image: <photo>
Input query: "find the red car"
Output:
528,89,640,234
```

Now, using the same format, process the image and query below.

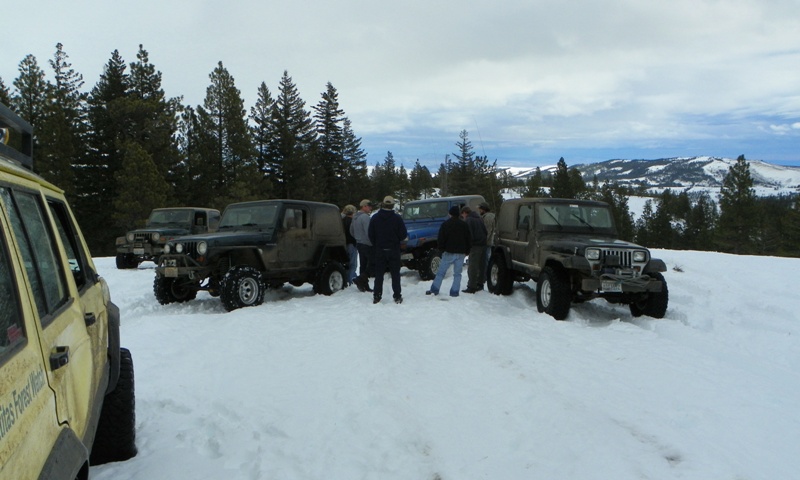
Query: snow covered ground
91,250,800,480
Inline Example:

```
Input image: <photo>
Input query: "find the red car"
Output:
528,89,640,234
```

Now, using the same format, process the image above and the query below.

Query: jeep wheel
487,253,513,295
629,272,669,318
116,253,139,269
90,348,137,465
419,250,441,281
154,276,198,304
220,265,265,311
536,266,571,320
314,261,346,295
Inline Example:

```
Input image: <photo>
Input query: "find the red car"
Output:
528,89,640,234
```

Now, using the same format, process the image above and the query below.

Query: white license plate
164,267,178,278
133,248,145,255
601,280,622,292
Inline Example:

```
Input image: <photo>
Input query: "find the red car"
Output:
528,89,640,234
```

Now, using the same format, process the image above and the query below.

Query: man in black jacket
425,206,472,297
368,196,408,304
462,206,487,293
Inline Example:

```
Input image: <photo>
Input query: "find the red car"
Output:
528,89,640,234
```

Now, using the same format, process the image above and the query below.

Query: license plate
133,248,145,255
601,280,622,292
164,267,178,278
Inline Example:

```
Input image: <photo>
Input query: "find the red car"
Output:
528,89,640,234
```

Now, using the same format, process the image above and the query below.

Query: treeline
2,43,798,258
513,156,800,257
1,43,502,255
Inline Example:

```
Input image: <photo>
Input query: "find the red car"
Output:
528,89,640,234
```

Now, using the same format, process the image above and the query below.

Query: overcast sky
3,0,799,168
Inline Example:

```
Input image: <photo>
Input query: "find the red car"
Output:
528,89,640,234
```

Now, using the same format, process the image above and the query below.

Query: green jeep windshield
219,203,279,229
537,203,613,231
148,209,193,227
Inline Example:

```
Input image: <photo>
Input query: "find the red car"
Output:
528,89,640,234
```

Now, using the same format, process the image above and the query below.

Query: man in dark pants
368,195,408,304
462,206,487,293
350,199,374,292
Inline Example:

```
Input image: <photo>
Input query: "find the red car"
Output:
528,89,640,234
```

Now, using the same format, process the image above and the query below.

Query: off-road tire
536,266,571,320
314,261,346,295
220,265,265,311
154,276,198,304
419,250,441,281
487,253,513,295
90,348,137,465
629,272,669,318
116,253,139,269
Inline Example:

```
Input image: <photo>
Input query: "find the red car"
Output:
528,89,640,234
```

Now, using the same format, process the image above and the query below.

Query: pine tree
113,141,169,230
600,181,635,241
409,160,434,200
550,157,573,199
341,117,369,201
36,43,86,200
683,192,718,250
371,151,400,200
717,155,757,254
194,61,257,207
0,77,10,105
523,167,547,197
313,82,347,205
269,70,318,199
79,50,130,254
250,82,276,198
11,54,48,129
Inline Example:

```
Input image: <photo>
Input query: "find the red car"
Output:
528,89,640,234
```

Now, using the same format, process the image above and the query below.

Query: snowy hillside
91,251,800,480
502,157,800,197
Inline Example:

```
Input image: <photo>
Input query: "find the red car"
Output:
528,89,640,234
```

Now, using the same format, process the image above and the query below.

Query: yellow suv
0,104,136,479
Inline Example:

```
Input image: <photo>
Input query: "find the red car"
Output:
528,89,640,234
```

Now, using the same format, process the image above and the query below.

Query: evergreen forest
1,44,798,257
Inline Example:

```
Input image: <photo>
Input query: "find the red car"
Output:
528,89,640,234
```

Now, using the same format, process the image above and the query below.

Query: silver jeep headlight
152,232,160,242
633,251,648,262
197,241,208,255
126,232,135,242
175,243,184,253
164,244,171,254
585,248,601,260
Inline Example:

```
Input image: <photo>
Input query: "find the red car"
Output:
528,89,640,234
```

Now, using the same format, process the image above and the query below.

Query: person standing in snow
350,199,374,292
426,205,472,297
461,206,487,293
478,202,496,289
368,195,408,304
342,204,358,286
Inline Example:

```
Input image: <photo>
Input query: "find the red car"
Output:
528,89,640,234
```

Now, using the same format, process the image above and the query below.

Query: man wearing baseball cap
368,195,408,304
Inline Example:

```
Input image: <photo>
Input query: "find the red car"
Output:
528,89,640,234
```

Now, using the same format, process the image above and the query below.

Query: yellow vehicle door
0,192,62,479
0,187,96,439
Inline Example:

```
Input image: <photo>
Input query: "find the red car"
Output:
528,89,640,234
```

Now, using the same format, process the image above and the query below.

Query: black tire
116,253,139,269
314,261,346,295
536,266,571,320
629,272,669,318
90,348,137,465
220,265,265,311
487,253,513,295
418,250,441,281
153,275,198,305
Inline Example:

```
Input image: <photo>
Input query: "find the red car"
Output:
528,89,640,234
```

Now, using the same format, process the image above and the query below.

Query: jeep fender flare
644,258,667,273
105,301,121,395
491,245,513,269
313,245,349,269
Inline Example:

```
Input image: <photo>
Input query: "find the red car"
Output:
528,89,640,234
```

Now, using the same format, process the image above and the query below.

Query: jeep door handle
84,312,96,326
50,346,70,371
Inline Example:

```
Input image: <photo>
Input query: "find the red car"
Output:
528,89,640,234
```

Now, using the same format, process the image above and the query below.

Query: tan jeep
0,104,136,479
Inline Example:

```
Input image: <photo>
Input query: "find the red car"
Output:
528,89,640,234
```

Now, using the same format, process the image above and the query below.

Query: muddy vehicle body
400,195,486,279
488,198,668,320
154,199,349,311
115,207,220,269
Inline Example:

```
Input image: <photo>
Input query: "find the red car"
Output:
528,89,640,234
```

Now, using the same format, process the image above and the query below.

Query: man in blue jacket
368,196,408,304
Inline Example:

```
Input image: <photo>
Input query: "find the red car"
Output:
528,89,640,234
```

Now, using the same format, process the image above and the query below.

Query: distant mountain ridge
503,156,800,196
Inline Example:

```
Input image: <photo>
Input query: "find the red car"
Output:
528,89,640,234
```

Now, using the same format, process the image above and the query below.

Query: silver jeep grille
133,233,151,243
602,249,634,268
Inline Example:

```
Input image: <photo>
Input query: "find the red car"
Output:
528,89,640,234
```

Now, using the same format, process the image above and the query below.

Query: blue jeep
400,195,486,279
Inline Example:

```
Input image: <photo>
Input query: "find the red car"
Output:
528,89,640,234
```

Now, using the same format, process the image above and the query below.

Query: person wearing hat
350,199,374,292
367,195,408,304
478,202,496,290
426,205,472,297
342,204,358,286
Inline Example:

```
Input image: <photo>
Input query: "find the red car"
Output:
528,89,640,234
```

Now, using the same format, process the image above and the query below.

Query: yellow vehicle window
0,224,25,356
0,188,69,322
